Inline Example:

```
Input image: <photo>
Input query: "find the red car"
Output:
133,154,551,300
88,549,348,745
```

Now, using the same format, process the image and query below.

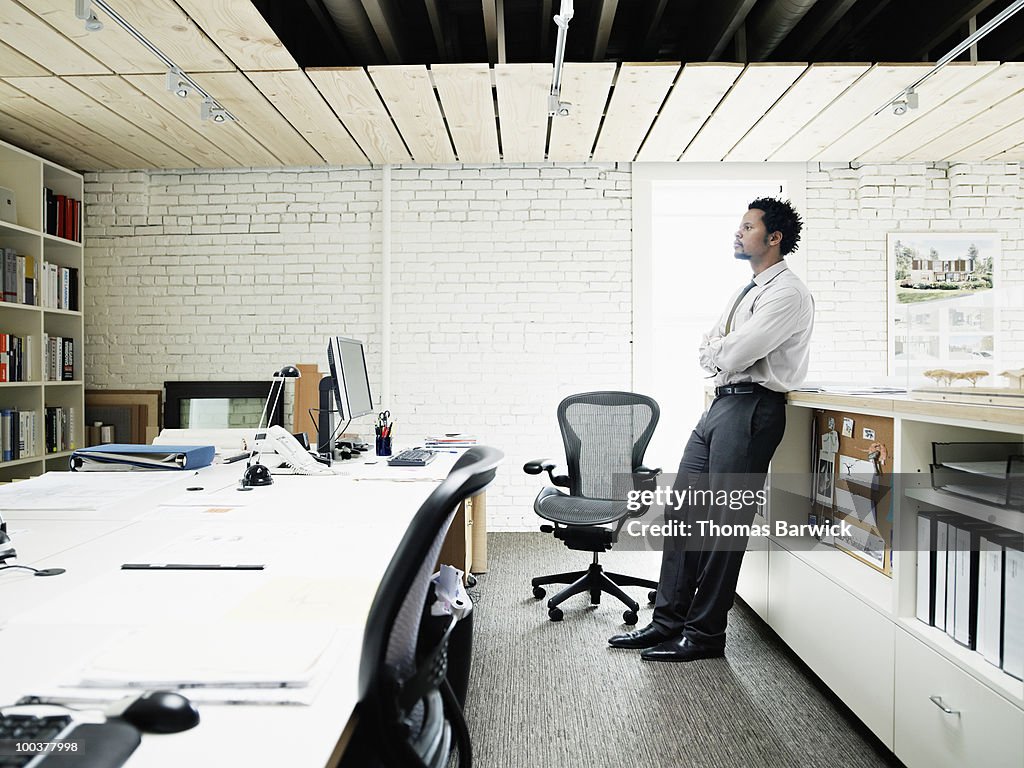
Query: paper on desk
74,621,343,689
340,460,450,482
0,472,183,511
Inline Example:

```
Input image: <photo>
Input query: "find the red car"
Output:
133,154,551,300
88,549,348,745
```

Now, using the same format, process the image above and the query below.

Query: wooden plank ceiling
0,0,1022,171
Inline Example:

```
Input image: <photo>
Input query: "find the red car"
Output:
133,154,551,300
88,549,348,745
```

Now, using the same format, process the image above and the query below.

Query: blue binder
70,443,215,471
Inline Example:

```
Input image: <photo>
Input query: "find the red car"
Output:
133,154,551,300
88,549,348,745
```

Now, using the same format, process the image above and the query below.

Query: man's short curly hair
749,197,802,256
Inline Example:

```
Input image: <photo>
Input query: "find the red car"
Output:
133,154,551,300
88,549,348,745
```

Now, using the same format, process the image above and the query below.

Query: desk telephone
255,426,333,476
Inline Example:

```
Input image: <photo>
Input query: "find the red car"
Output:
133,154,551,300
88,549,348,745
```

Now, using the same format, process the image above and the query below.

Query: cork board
812,409,895,576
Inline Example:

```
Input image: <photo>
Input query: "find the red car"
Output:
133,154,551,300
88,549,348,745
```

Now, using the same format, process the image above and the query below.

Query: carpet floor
462,532,902,768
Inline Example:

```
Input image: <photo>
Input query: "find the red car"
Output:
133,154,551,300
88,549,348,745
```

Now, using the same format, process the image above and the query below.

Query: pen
121,563,265,571
222,452,251,464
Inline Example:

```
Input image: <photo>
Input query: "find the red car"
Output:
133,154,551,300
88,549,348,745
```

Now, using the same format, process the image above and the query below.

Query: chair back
356,445,502,767
557,392,659,499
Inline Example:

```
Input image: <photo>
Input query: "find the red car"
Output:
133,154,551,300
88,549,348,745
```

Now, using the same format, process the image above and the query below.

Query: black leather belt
715,383,784,398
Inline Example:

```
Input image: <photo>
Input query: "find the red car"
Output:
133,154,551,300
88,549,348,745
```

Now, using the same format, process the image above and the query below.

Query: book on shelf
0,249,40,307
0,408,38,462
2,248,15,303
42,191,82,243
0,333,31,383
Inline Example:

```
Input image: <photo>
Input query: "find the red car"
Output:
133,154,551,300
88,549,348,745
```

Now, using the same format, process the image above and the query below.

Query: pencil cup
376,435,392,457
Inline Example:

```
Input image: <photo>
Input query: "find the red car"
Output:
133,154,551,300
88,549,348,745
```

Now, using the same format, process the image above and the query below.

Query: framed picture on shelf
85,390,161,445
888,232,999,390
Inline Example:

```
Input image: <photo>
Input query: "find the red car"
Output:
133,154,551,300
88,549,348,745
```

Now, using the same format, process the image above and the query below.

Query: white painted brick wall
84,160,1023,530
803,162,1023,383
84,163,631,531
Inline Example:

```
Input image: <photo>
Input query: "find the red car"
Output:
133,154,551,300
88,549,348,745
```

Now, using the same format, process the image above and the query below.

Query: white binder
1004,546,1023,680
977,534,1002,667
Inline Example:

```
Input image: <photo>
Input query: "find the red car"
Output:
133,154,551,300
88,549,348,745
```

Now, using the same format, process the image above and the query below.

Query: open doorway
633,165,806,470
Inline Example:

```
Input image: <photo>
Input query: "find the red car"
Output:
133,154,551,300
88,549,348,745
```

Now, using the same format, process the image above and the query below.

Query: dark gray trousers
651,389,786,649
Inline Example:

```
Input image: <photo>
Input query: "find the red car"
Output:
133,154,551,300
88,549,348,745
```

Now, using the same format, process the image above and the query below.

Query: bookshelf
739,394,1023,768
0,137,83,482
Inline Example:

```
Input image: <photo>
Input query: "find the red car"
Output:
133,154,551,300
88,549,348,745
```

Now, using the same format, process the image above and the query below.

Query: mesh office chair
346,446,502,768
525,392,661,624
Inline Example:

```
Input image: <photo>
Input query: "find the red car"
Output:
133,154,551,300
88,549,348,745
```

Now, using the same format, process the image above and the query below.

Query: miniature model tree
955,370,989,387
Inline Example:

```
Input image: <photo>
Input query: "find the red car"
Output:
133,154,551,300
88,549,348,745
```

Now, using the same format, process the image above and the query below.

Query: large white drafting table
0,460,455,767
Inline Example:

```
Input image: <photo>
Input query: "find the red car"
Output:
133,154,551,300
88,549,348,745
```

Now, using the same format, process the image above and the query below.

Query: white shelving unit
738,393,1023,768
0,137,84,482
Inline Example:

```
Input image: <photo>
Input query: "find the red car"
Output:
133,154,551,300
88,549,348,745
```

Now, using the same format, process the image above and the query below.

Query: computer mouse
113,691,200,734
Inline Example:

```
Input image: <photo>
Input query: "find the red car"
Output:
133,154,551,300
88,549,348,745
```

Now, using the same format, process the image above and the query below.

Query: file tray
930,442,1024,508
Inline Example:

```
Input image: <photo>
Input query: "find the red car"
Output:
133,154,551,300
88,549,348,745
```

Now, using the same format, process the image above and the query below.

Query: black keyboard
387,448,437,467
0,712,72,767
0,708,140,768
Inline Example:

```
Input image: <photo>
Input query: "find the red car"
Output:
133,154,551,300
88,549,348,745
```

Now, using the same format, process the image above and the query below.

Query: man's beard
734,250,751,261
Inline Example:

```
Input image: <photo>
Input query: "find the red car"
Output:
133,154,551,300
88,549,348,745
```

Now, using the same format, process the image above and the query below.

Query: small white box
0,186,16,224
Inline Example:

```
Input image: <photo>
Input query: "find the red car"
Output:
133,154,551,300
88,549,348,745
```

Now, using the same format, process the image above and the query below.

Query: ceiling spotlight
892,87,919,116
166,67,190,98
201,97,234,124
74,0,103,31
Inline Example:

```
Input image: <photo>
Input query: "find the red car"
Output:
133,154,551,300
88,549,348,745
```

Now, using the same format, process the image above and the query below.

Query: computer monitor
327,336,373,421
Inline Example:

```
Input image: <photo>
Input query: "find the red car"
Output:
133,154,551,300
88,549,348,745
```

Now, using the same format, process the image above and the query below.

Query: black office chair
525,392,661,624
348,446,502,768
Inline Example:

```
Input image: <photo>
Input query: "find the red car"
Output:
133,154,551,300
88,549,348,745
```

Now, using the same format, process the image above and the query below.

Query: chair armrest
523,459,571,488
523,459,555,475
634,465,662,477
625,465,662,518
633,465,661,492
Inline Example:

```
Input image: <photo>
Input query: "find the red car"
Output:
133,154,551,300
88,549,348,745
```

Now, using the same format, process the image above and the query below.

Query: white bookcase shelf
0,136,83,481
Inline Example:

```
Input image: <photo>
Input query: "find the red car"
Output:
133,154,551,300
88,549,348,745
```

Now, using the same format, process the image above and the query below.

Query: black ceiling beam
744,0,819,61
689,0,758,61
808,0,892,59
778,0,862,60
423,0,448,61
914,0,999,60
632,0,671,60
593,0,619,60
359,0,408,63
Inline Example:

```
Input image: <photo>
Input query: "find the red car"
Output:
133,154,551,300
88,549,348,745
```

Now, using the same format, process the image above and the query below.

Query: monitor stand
317,376,336,458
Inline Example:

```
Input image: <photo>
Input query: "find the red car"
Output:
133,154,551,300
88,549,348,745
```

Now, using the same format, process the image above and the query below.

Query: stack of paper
424,434,478,448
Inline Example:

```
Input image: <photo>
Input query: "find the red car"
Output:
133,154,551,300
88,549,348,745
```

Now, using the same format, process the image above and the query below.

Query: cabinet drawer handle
929,695,960,716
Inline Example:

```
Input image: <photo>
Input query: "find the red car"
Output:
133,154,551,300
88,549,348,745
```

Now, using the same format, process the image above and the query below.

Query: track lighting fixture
201,97,234,124
69,0,238,126
548,0,574,117
877,0,1024,117
166,67,190,99
74,0,103,31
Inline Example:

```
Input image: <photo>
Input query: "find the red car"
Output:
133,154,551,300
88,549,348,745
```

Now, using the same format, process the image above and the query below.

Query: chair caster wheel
623,610,639,625
533,586,546,600
548,607,563,621
466,574,477,588
648,590,657,605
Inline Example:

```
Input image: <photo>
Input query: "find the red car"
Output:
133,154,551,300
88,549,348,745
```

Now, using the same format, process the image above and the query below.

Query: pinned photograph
816,451,835,505
841,417,854,438
838,454,876,489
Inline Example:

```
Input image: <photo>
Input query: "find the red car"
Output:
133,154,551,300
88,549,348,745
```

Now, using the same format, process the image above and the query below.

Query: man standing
610,197,814,661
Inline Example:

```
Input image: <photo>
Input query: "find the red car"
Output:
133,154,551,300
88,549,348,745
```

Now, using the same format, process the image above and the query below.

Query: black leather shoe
640,636,725,662
607,624,675,649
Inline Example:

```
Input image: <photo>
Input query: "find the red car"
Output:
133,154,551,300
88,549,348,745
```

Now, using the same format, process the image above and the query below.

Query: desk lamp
240,365,301,489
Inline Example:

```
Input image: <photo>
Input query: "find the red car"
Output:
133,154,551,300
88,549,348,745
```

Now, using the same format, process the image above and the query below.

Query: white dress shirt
699,260,814,392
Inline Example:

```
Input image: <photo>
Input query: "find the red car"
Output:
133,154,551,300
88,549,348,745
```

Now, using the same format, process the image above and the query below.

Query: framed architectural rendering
888,232,999,391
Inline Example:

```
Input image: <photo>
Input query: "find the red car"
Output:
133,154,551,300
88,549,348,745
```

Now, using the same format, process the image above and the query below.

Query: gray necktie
724,279,757,335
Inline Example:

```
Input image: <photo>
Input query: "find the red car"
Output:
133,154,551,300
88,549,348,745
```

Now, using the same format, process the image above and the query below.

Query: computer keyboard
387,448,438,467
0,711,73,767
0,706,140,768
